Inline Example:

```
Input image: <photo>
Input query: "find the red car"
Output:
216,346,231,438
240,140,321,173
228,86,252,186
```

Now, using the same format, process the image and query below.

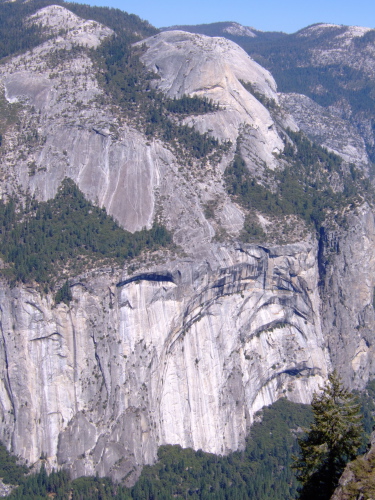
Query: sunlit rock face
279,93,370,168
0,21,284,239
319,204,375,388
139,30,284,163
0,240,329,483
0,4,375,486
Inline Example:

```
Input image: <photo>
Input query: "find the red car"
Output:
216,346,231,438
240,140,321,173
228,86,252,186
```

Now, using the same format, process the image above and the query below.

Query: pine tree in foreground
293,371,363,500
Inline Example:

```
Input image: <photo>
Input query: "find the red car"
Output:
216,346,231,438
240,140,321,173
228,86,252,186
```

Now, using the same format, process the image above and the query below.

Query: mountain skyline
72,0,374,34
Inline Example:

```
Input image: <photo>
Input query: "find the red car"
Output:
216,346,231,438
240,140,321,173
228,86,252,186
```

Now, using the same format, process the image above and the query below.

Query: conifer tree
293,371,363,500
54,280,72,306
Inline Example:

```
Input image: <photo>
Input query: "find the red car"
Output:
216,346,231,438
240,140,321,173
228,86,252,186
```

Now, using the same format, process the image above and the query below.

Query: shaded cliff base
2,390,375,500
0,399,313,499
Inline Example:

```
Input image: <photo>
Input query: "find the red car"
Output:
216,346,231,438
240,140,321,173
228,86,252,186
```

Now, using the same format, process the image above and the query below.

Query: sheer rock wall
0,241,330,482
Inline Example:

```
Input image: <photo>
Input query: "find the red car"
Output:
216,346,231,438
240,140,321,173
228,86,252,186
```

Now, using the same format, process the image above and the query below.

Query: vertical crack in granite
68,310,79,415
0,313,16,424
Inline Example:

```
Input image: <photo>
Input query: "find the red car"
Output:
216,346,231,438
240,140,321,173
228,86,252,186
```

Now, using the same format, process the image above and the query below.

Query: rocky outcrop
283,24,375,166
222,23,257,38
279,93,370,169
0,480,13,498
331,433,375,500
0,18,285,246
139,30,283,163
29,4,113,47
298,23,375,77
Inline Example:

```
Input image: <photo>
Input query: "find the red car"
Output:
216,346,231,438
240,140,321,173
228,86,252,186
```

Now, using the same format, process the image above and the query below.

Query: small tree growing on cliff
54,280,72,306
293,371,363,500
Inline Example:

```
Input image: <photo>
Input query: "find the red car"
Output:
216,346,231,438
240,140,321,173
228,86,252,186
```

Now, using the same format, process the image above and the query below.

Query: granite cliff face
0,3,374,485
0,241,329,482
320,204,375,388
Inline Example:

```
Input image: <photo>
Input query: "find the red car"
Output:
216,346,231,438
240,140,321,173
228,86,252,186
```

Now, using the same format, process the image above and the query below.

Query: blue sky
72,0,375,33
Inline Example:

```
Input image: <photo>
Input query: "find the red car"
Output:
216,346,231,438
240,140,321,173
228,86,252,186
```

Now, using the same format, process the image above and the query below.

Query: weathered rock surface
0,4,375,486
167,20,375,170
0,480,14,498
139,30,283,167
320,204,375,389
29,4,113,48
0,240,329,482
331,432,375,500
0,20,285,246
287,23,375,165
279,92,370,168
298,23,375,76
222,23,257,38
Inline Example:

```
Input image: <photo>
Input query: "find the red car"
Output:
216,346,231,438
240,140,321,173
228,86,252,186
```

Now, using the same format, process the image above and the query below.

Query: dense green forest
0,0,51,60
0,442,28,486
0,179,172,291
225,129,370,238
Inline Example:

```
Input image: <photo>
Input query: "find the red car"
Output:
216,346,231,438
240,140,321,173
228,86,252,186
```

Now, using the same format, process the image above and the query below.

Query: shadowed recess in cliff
116,272,176,287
